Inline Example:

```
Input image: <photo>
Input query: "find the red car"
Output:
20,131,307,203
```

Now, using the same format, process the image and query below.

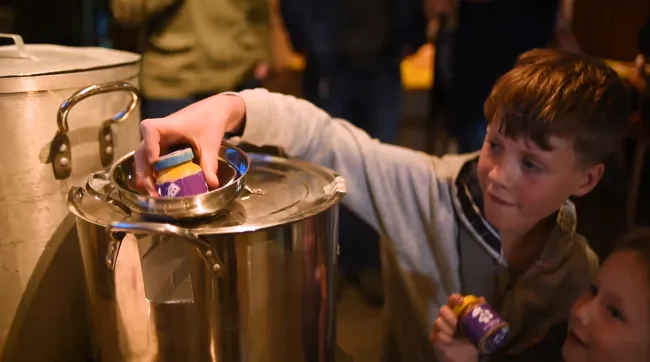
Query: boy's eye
607,305,625,322
589,283,598,296
486,140,500,151
521,158,540,172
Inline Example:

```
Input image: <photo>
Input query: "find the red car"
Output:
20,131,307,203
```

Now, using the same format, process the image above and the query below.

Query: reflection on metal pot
68,149,346,362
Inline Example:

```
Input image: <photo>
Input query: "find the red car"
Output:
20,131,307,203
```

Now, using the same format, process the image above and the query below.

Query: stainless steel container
68,148,346,362
0,33,141,361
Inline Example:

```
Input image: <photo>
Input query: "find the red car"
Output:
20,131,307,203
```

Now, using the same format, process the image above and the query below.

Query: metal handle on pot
50,82,140,180
85,171,132,216
106,221,224,275
58,82,140,133
0,33,35,59
324,176,347,197
229,141,289,158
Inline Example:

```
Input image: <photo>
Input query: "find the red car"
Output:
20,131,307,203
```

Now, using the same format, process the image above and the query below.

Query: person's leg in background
142,73,264,120
142,98,195,119
429,15,455,156
448,0,559,154
302,60,390,306
360,61,403,145
448,1,497,154
336,60,402,307
301,62,353,120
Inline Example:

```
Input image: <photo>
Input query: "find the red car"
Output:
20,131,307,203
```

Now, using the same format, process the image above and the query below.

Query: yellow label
155,162,204,185
452,294,480,316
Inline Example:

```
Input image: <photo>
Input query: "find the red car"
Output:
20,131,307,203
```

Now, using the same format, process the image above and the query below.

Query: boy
134,49,630,361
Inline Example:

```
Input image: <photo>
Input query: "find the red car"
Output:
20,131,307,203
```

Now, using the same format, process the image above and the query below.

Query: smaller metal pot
89,142,251,221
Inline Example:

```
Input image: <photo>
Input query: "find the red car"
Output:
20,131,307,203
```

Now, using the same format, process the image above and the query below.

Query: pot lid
0,34,140,78
69,152,346,235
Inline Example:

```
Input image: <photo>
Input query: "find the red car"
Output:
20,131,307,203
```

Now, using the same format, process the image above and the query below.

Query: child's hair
484,48,631,166
614,227,650,275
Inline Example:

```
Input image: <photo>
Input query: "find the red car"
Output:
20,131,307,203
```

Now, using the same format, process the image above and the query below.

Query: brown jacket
110,0,270,99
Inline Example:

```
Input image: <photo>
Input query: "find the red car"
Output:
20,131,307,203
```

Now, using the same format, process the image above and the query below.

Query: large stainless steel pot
0,34,141,361
68,147,346,362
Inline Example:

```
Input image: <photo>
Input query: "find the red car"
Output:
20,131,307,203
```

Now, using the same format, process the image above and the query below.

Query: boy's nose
574,300,592,326
488,163,513,189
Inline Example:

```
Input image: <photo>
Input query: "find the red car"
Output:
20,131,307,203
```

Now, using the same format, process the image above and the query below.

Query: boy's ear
572,163,605,197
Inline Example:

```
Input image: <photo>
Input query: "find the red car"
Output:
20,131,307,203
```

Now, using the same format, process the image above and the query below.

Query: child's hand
430,294,480,362
423,0,453,20
629,55,648,92
134,94,247,195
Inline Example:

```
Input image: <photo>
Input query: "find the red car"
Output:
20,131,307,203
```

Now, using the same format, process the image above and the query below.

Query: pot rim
0,63,140,93
68,153,347,235
108,142,250,221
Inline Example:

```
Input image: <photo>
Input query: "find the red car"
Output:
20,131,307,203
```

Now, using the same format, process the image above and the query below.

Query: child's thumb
200,149,220,189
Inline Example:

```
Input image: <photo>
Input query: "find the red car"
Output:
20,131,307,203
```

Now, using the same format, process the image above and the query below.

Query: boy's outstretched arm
237,89,461,299
134,88,462,303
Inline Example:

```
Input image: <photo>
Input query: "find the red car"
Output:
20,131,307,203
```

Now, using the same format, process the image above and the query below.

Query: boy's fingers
439,306,458,329
140,119,163,164
199,148,220,189
432,331,453,345
434,316,456,337
447,293,463,307
134,142,158,196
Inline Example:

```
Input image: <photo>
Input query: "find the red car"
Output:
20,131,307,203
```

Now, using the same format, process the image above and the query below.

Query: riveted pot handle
106,221,224,275
51,82,140,180
324,175,347,197
84,171,132,216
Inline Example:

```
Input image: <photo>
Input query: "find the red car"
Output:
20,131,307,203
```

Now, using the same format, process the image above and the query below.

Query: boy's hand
553,0,582,54
554,22,582,54
134,94,247,196
423,0,454,20
430,294,480,362
629,55,648,92
254,62,270,81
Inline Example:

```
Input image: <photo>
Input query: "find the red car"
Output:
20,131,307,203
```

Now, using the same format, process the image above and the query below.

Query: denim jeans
142,78,263,119
302,60,402,274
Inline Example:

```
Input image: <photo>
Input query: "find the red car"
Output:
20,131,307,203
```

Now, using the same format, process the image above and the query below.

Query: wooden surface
573,0,650,62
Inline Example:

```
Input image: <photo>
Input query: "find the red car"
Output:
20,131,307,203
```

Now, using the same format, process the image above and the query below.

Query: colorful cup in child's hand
452,295,510,354
154,148,209,198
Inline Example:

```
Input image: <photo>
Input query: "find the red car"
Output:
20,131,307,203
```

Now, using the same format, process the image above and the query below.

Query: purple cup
459,302,510,354
157,171,209,198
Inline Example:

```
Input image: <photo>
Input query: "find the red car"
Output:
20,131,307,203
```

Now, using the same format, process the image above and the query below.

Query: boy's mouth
568,328,589,348
487,192,516,206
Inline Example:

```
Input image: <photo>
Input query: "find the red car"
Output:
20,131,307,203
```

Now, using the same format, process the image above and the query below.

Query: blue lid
153,148,195,172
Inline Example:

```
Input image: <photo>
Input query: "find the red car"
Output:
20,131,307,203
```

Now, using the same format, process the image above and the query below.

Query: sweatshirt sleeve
232,89,461,295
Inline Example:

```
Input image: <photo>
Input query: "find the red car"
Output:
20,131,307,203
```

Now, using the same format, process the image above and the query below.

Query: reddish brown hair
614,227,650,273
484,48,631,165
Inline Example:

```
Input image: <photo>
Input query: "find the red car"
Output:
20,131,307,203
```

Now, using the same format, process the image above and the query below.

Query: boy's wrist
219,94,247,134
555,13,571,32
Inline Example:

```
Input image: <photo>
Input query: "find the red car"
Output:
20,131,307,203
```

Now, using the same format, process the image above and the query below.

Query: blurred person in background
280,0,427,306
427,0,579,154
110,0,271,119
631,17,649,121
632,16,650,88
